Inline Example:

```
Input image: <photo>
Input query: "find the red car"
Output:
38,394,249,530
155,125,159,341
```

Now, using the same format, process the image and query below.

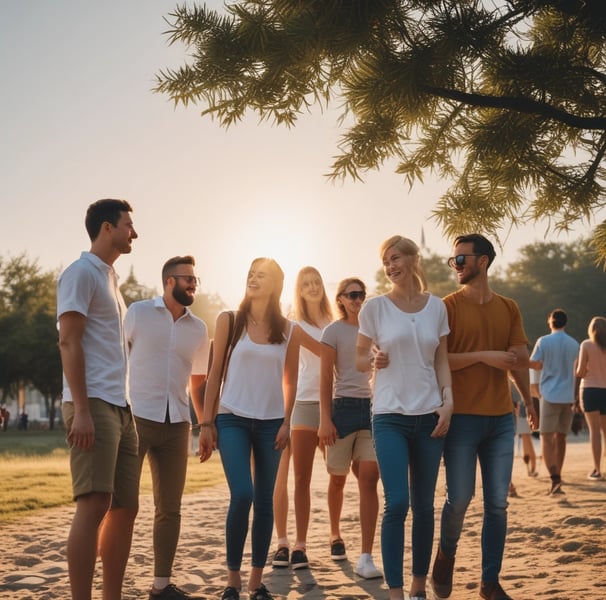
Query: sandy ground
1,432,605,600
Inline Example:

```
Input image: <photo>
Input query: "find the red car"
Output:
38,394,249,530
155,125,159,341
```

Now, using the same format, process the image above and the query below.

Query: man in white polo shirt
125,255,209,600
58,198,139,600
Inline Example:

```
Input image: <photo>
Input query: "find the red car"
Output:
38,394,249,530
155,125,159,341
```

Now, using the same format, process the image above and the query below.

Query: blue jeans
439,413,514,583
216,414,283,570
373,413,444,589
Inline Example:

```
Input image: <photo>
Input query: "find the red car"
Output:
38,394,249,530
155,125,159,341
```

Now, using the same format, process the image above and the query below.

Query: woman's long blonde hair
588,316,606,350
292,266,333,327
380,235,427,292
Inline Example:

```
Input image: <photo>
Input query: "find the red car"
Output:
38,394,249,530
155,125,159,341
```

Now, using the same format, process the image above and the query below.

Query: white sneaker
354,553,382,579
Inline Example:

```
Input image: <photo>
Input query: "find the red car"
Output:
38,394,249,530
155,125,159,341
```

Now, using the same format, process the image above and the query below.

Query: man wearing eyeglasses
431,234,538,600
125,255,209,600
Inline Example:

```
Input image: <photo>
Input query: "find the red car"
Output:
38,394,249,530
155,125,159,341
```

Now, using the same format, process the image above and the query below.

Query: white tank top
219,322,294,419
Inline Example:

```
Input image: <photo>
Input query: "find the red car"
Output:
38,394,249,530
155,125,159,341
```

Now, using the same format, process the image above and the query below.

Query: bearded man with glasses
431,234,538,600
125,255,209,600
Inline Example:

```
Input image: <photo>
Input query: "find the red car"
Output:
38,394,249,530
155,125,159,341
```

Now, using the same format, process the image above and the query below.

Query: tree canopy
156,0,606,262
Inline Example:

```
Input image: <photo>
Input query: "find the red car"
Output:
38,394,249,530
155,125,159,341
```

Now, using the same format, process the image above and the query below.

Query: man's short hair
162,255,196,283
454,233,497,268
549,309,567,329
85,199,133,241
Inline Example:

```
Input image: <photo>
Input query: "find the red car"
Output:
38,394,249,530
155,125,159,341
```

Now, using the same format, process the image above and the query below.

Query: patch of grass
0,430,225,524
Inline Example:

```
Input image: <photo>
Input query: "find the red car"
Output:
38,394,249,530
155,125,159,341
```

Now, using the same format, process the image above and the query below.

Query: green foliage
120,266,157,306
156,1,606,262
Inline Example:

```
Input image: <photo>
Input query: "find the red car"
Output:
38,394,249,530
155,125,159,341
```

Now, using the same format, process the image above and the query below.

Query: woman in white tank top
198,258,306,600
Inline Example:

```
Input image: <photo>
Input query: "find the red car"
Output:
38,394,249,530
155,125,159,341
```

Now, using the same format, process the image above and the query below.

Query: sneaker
528,469,539,477
354,553,382,579
479,581,513,600
221,587,240,600
587,470,602,480
149,584,203,600
431,547,455,599
330,538,347,561
249,583,273,600
410,594,427,600
291,548,309,569
271,546,289,568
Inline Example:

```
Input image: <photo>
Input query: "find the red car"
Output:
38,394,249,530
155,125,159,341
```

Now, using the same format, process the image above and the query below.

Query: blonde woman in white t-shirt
271,267,333,570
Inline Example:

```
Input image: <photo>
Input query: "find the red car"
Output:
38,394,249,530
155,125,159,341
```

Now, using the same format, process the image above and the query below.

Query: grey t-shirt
321,320,372,398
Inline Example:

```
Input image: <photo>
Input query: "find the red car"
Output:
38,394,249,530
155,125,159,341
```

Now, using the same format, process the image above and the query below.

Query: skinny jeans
373,412,443,589
216,413,283,570
439,413,514,583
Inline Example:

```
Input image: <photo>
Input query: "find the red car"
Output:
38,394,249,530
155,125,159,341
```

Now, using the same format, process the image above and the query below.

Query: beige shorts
62,398,139,507
539,398,573,434
325,429,376,475
291,400,320,431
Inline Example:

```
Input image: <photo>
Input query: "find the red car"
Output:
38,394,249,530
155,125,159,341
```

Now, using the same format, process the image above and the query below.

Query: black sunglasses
447,254,481,268
340,291,366,301
171,275,201,285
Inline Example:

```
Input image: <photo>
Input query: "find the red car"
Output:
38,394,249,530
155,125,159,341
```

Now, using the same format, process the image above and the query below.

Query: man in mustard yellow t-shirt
431,234,538,600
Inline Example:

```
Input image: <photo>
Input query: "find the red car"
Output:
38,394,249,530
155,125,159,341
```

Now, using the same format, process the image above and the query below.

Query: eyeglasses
340,291,366,301
171,275,200,285
447,254,481,268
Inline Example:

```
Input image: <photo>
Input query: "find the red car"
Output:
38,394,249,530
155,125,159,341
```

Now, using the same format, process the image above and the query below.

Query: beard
172,286,194,306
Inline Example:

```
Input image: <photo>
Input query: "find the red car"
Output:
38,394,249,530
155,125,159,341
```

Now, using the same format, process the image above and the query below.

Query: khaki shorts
539,398,573,434
62,398,139,508
291,400,320,431
326,429,376,475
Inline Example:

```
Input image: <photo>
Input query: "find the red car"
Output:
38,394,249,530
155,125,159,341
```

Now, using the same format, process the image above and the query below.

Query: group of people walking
57,198,605,600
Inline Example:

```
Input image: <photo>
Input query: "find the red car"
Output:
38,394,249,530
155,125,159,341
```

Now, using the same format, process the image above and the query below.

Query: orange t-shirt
444,290,528,416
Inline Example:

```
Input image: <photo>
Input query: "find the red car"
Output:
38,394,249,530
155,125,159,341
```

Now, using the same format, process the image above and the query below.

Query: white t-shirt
125,296,209,423
57,251,129,407
295,320,323,403
219,322,294,419
358,294,449,416
321,320,372,398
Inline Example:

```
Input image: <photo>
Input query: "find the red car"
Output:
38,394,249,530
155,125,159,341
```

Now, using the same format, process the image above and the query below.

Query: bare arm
432,335,453,437
448,349,521,371
190,373,207,424
509,363,538,431
318,343,337,448
198,311,232,462
276,326,300,449
58,311,94,450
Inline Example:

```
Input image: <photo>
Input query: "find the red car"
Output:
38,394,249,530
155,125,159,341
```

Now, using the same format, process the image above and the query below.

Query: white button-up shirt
125,296,209,423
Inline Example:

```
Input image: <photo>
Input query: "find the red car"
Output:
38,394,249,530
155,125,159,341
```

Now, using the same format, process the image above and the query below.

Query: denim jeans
439,413,515,583
332,397,371,438
373,412,444,589
216,413,283,570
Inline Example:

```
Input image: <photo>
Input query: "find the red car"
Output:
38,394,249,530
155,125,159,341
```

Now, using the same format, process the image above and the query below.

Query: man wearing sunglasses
431,234,538,600
125,255,209,600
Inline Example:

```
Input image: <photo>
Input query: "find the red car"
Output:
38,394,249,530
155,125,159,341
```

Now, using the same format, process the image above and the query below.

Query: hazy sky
1,1,599,309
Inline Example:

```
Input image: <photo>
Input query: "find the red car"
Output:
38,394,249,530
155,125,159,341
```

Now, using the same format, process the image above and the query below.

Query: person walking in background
319,278,382,580
125,255,209,600
431,234,537,600
529,309,579,495
57,198,139,600
575,316,606,480
198,258,303,600
271,267,332,570
356,236,453,600
510,375,538,478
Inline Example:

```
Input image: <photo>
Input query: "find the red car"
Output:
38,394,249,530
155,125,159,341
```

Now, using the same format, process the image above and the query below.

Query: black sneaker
249,583,273,600
221,587,240,600
271,546,289,568
291,548,309,569
330,538,347,561
149,584,203,600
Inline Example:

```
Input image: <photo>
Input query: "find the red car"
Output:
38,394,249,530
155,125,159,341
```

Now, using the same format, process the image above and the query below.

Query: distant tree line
375,238,606,345
0,254,226,429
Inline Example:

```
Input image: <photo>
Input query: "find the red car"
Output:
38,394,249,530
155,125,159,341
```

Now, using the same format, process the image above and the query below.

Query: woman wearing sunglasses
356,235,453,600
319,278,382,580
